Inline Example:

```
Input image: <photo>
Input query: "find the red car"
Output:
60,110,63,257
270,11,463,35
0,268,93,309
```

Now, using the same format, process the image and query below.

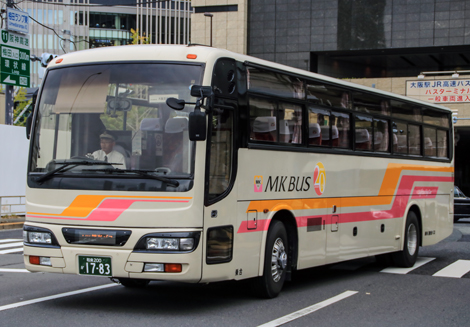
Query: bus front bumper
23,245,203,283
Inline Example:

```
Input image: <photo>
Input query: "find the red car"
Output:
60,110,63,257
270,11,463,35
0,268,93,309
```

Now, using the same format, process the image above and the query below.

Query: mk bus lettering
264,175,312,192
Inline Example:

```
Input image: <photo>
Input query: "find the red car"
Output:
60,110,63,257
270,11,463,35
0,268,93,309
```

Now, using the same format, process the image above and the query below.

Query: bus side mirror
189,110,206,141
190,85,213,98
166,97,186,110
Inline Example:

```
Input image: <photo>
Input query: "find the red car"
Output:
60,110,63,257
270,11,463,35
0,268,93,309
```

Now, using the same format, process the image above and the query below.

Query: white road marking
0,268,30,273
380,257,435,274
433,260,470,278
257,291,358,327
0,239,22,244
0,284,119,312
0,242,23,249
0,247,23,254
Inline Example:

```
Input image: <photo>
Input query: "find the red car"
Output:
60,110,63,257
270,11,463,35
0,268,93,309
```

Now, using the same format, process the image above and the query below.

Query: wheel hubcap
407,224,418,256
271,237,287,282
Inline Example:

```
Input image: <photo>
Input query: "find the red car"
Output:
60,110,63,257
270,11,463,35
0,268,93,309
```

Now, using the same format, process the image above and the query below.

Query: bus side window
306,82,351,109
249,96,277,142
408,124,421,155
373,118,389,152
424,127,437,156
308,106,329,146
332,111,350,149
253,116,277,142
355,129,371,150
394,121,408,154
355,115,372,151
309,123,321,145
437,130,448,158
279,102,302,144
208,108,233,199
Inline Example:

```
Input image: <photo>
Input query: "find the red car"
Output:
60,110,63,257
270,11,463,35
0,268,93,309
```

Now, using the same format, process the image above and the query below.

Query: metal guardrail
0,195,26,216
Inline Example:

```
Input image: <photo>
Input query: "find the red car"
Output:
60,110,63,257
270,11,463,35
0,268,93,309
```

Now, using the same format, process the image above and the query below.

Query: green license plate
78,256,112,276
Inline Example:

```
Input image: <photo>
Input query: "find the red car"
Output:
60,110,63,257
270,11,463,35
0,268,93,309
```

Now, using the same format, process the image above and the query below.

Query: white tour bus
23,45,454,298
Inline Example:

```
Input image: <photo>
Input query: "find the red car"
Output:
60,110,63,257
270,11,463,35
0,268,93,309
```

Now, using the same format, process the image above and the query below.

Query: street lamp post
204,12,213,47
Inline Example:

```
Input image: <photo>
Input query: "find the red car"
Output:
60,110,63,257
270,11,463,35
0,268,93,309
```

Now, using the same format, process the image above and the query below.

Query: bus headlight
24,231,52,244
146,237,195,251
23,225,59,247
146,238,179,250
134,232,200,253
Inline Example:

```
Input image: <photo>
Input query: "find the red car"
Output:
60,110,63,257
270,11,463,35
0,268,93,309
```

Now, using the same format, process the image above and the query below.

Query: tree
130,28,150,45
12,87,31,127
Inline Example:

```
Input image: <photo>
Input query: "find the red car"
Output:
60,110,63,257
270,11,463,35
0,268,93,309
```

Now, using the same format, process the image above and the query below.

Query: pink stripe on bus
27,199,190,221
411,187,439,199
237,175,453,233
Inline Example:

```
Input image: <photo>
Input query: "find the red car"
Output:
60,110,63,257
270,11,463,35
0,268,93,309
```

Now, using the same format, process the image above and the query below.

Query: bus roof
49,44,451,113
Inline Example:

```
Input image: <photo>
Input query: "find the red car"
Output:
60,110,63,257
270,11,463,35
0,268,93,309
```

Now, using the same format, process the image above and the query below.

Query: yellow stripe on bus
28,194,193,218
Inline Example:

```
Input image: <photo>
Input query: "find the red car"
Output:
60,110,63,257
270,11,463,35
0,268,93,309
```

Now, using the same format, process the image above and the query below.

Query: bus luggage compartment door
247,210,257,230
331,214,339,232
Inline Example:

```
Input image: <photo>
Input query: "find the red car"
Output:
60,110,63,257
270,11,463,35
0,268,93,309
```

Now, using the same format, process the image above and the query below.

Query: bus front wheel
392,211,420,268
253,220,288,299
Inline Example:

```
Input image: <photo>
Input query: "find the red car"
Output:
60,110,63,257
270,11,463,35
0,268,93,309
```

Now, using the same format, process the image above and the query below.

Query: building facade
16,0,192,87
192,0,470,192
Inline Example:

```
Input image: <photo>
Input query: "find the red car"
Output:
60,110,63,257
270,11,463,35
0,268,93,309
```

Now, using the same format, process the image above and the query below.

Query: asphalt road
1,221,470,327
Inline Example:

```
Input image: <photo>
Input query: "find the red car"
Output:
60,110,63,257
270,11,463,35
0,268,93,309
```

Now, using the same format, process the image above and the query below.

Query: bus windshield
30,63,203,185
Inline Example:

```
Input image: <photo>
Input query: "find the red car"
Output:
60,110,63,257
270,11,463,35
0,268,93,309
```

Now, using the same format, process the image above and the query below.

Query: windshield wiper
36,160,115,184
81,168,180,187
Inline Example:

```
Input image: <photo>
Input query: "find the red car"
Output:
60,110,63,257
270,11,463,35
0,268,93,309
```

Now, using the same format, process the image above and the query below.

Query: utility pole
4,0,15,125
204,13,213,47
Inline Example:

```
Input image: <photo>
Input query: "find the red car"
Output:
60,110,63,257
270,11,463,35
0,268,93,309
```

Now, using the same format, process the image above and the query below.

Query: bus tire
392,211,420,268
118,278,150,288
253,220,288,299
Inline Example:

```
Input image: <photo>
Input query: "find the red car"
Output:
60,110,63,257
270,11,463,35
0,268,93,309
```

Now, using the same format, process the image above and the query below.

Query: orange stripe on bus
28,194,193,218
246,163,453,212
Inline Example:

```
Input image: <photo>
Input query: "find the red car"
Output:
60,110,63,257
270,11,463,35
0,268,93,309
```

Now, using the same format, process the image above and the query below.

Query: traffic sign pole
2,4,30,125
4,84,13,124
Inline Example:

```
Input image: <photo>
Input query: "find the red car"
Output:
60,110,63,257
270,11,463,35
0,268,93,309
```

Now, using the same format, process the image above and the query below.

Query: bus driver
92,132,127,169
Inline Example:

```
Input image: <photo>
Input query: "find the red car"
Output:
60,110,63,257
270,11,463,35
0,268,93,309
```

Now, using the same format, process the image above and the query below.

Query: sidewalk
0,215,25,230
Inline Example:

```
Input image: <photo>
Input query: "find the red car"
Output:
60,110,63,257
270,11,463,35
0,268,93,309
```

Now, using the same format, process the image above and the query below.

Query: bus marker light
29,256,40,265
165,264,182,273
187,54,197,59
56,58,63,64
40,257,52,266
29,256,52,266
263,209,269,213
179,238,194,251
144,263,164,272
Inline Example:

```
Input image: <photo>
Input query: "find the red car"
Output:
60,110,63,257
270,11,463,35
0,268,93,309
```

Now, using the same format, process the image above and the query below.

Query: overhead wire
25,0,172,8
8,0,180,52
12,2,96,52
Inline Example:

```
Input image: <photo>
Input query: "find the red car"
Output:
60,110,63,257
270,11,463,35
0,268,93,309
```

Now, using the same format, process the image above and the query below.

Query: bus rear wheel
118,278,150,288
392,211,420,268
253,220,288,299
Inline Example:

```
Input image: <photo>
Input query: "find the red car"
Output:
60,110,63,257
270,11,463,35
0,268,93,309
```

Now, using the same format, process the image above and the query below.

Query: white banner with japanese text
406,79,470,104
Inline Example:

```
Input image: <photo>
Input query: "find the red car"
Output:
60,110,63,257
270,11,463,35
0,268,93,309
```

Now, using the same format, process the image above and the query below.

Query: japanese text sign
0,29,30,87
407,79,470,104
7,7,29,35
